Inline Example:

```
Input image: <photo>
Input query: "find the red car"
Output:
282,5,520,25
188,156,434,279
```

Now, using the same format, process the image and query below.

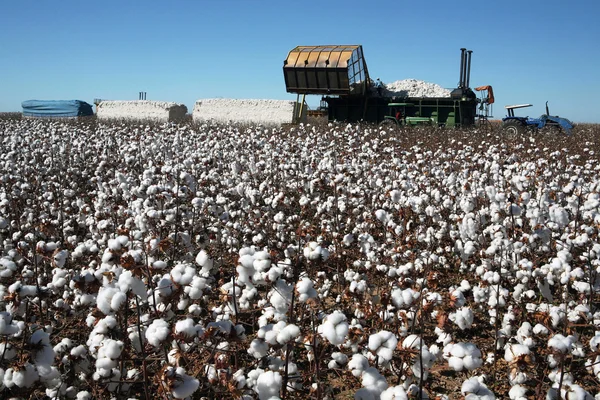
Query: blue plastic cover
21,100,94,117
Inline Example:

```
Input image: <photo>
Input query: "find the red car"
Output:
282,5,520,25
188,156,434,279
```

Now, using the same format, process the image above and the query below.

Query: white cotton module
391,287,417,308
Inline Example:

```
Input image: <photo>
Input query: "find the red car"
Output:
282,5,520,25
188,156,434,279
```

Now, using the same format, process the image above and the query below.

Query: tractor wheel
503,120,525,141
379,119,398,132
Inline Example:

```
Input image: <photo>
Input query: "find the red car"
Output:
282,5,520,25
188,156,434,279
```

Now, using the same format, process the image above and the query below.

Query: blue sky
1,0,598,122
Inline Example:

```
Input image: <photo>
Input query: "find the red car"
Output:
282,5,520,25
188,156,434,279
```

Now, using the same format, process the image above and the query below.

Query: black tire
379,119,398,130
503,120,525,141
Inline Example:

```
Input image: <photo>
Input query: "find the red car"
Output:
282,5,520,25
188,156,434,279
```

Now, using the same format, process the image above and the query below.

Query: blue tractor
502,102,574,137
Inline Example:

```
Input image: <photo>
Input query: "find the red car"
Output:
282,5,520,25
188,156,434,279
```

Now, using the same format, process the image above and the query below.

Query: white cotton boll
368,330,397,364
504,344,530,363
450,289,466,308
255,370,282,400
0,311,19,336
303,241,330,262
449,307,474,330
276,324,300,345
96,287,122,315
175,318,198,339
248,339,269,359
76,391,92,400
343,234,355,246
509,384,528,399
171,263,196,285
361,367,389,397
118,270,147,300
185,276,208,300
348,354,369,377
548,334,574,353
461,377,495,399
53,250,68,268
391,287,417,308
355,388,376,400
319,311,349,346
151,260,167,270
170,367,200,399
195,250,214,274
145,319,170,347
380,385,408,400
296,277,317,302
110,291,127,311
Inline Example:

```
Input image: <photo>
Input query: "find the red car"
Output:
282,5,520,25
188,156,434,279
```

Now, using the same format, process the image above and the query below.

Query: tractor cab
381,103,434,127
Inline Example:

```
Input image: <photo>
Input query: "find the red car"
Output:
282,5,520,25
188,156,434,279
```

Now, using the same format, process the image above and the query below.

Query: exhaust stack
458,48,466,88
465,50,473,88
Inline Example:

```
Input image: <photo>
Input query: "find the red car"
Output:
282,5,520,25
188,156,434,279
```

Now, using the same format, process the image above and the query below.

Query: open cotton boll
461,376,495,399
443,342,482,372
319,311,349,346
255,370,282,400
391,287,417,308
169,367,200,399
368,330,398,364
185,275,208,300
548,334,576,353
303,241,330,261
508,384,528,399
380,385,409,400
328,352,349,369
30,329,56,366
175,318,199,339
118,270,147,300
195,250,214,275
449,307,474,330
0,311,19,336
0,257,18,278
96,286,126,314
296,277,317,302
248,339,269,359
348,354,370,377
360,367,389,398
52,249,69,268
145,319,170,347
170,263,196,285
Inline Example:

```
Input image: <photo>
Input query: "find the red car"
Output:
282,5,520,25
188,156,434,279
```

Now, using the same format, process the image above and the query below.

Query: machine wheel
379,119,398,131
503,120,525,141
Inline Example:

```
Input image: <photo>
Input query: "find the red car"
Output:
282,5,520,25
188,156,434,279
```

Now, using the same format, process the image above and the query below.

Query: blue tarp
22,100,94,117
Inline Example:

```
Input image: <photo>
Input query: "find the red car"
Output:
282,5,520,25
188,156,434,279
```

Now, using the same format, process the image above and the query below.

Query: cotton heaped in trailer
96,101,188,122
21,100,94,117
192,99,305,125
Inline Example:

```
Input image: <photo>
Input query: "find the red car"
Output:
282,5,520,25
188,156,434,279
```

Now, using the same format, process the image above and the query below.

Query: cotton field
1,116,600,399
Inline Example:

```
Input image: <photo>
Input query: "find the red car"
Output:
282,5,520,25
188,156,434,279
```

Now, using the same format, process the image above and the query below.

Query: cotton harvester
282,46,479,127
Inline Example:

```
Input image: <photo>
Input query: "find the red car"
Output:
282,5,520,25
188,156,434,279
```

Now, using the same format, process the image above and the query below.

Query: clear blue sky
1,0,599,122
